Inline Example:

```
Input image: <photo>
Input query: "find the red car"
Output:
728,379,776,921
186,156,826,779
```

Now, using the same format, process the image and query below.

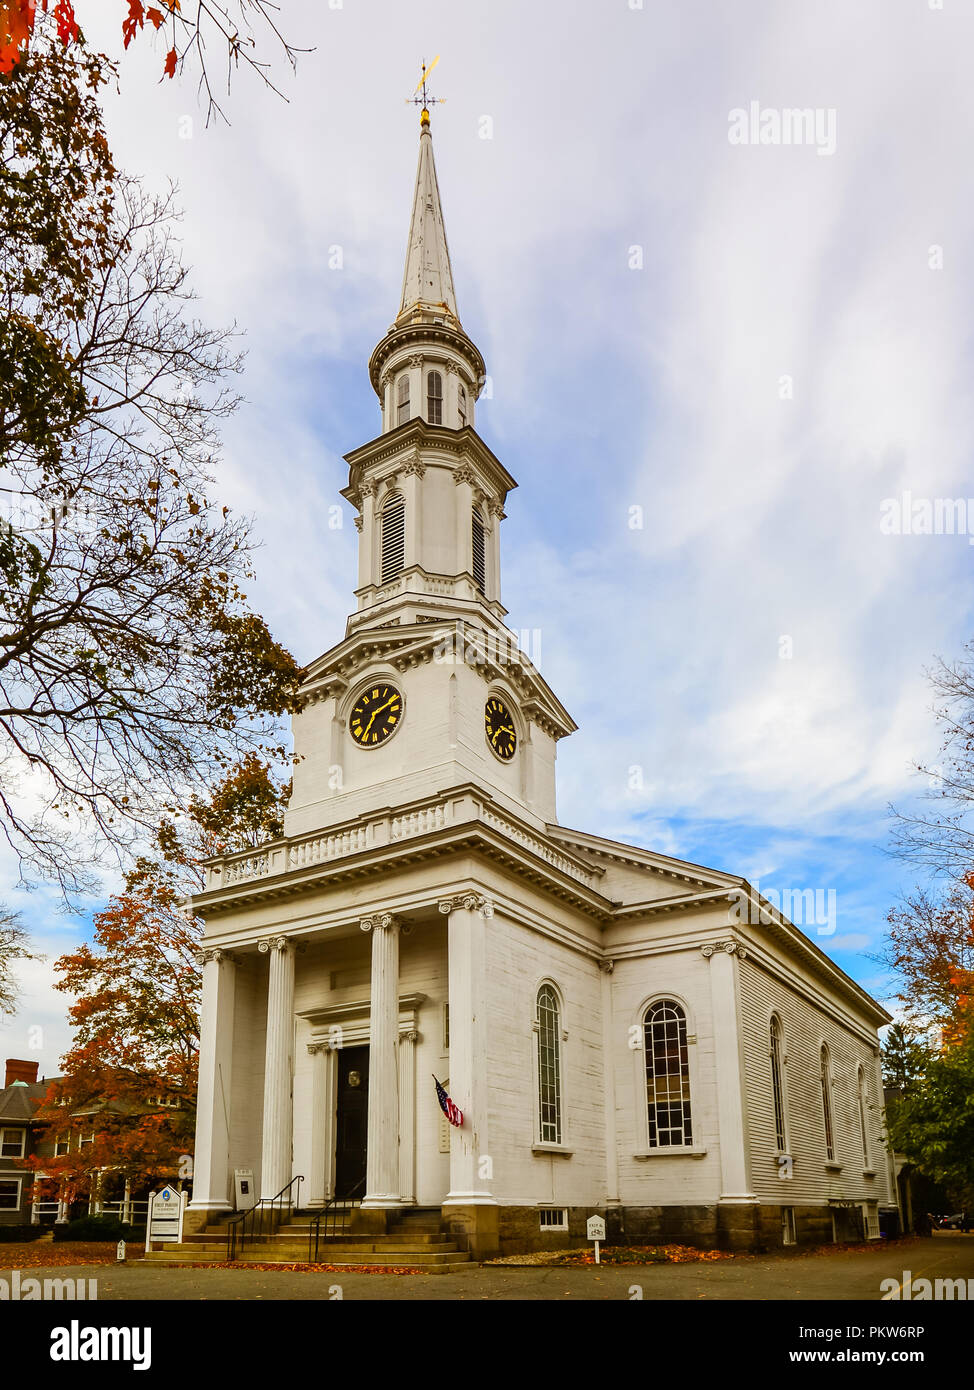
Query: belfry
180,108,899,1264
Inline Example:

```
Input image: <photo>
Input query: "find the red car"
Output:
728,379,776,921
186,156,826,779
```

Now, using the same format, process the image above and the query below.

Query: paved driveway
5,1235,973,1300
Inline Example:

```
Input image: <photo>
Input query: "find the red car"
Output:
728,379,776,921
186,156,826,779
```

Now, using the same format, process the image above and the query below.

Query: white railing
209,793,595,892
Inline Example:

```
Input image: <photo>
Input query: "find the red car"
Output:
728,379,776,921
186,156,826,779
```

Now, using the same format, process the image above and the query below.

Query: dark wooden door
334,1045,369,1197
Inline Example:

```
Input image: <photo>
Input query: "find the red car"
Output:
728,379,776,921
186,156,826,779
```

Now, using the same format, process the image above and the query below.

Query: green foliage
886,1032,974,1201
58,1214,136,1242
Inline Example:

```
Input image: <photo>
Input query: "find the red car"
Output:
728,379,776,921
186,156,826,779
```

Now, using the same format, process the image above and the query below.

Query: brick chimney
4,1059,39,1088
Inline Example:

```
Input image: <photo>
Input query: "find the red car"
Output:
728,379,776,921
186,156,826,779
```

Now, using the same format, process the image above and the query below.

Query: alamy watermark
880,493,974,544
728,881,837,936
728,102,837,156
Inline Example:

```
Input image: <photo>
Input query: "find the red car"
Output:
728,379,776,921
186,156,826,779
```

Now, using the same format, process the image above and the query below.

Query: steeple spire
397,111,460,331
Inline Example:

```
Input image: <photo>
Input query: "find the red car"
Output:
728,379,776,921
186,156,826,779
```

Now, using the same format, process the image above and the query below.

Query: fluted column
398,1029,418,1203
600,959,620,1206
440,894,496,1207
259,936,296,1201
307,1042,338,1207
358,479,376,589
702,941,755,1202
360,913,401,1208
189,947,237,1211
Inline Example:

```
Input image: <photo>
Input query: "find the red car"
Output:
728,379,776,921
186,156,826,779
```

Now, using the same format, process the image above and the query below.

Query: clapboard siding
739,955,892,1207
486,910,605,1203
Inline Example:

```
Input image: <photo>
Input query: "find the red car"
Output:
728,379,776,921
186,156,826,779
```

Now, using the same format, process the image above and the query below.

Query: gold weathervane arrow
406,56,446,121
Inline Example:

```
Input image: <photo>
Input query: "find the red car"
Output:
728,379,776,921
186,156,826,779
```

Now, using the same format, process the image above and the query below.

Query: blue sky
4,0,974,1075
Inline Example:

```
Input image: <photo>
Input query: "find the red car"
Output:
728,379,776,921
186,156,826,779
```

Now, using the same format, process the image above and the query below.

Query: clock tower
284,109,576,841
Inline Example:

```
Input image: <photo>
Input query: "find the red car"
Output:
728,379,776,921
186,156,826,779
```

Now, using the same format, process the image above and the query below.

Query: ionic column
402,454,425,575
453,466,475,581
398,1029,418,1203
121,1177,132,1225
259,936,296,1201
56,1190,69,1224
307,1042,338,1207
440,894,496,1207
189,947,237,1211
30,1185,40,1225
702,941,755,1202
360,914,401,1208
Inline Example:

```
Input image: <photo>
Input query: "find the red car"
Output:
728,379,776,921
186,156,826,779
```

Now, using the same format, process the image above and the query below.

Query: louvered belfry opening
396,373,410,425
471,507,486,592
381,493,406,584
427,369,443,424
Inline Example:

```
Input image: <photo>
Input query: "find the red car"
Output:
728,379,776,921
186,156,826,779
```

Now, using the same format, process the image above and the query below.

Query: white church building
186,109,898,1259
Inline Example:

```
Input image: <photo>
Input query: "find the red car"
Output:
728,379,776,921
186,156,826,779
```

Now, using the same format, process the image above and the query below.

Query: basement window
539,1208,568,1231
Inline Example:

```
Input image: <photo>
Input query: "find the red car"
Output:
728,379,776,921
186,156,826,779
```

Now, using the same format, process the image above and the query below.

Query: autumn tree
1,105,302,897
873,879,974,1045
0,904,37,1014
21,757,288,1201
0,1,302,123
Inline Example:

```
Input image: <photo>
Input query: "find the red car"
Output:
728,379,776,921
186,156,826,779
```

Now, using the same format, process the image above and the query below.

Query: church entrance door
335,1045,369,1197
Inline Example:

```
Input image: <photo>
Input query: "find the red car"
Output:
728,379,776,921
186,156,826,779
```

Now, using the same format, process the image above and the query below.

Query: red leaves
53,0,78,46
146,6,166,28
0,0,37,74
163,46,177,78
122,0,145,50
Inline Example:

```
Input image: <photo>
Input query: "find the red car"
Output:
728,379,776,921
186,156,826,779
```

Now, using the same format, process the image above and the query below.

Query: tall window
857,1066,870,1167
536,984,562,1144
471,508,486,593
427,370,443,424
396,374,410,426
457,382,467,427
820,1045,835,1161
644,1000,692,1148
380,493,405,584
770,1016,787,1152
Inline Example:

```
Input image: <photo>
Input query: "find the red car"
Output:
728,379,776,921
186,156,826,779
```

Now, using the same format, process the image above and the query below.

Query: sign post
586,1213,606,1265
233,1168,256,1212
147,1185,186,1251
116,1240,126,1263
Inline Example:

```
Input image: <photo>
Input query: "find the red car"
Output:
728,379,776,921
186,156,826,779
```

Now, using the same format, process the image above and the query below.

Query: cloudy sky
4,0,974,1076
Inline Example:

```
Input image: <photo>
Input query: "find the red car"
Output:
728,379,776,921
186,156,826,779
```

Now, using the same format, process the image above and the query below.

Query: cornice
367,323,485,396
341,419,517,500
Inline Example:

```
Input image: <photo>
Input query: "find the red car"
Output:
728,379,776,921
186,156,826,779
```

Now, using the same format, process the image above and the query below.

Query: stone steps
144,1244,467,1267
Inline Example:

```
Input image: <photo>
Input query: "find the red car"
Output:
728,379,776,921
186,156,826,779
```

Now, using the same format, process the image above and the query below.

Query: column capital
196,947,238,967
254,934,293,956
599,958,615,975
399,1028,420,1045
700,940,747,960
438,893,494,918
360,913,401,934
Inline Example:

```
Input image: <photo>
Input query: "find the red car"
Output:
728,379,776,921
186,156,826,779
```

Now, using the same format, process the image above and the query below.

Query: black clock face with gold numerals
349,683,403,748
485,696,517,761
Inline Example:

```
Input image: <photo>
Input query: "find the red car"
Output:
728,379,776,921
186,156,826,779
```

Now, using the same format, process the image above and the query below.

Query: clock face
349,683,403,748
485,696,517,761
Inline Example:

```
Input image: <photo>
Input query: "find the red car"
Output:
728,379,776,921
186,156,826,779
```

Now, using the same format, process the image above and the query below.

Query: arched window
644,999,692,1148
396,374,410,426
770,1016,787,1152
471,508,486,593
857,1065,869,1167
820,1045,835,1161
457,382,467,428
380,492,405,584
427,370,443,424
536,984,562,1144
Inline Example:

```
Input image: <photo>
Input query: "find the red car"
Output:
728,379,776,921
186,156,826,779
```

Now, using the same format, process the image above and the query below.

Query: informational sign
116,1240,126,1263
587,1213,606,1265
148,1185,185,1244
234,1168,256,1211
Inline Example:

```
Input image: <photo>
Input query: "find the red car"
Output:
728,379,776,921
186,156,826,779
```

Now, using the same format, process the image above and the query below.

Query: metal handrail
226,1175,304,1261
308,1176,366,1263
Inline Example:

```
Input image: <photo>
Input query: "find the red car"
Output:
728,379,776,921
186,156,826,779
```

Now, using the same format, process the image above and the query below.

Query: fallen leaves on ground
488,1244,738,1267
0,1243,145,1267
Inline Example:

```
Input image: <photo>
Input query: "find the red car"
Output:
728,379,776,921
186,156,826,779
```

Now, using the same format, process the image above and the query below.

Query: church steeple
397,110,460,332
368,114,485,436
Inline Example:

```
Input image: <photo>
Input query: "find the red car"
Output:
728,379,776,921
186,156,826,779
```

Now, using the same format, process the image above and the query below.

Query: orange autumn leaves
0,0,178,77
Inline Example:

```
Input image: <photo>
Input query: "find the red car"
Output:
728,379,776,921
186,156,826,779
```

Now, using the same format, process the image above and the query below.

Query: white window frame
857,1065,870,1169
641,996,694,1151
379,491,406,585
538,1207,568,1231
54,1135,71,1156
769,1013,789,1155
534,981,564,1146
820,1043,835,1163
396,373,410,426
0,1126,26,1159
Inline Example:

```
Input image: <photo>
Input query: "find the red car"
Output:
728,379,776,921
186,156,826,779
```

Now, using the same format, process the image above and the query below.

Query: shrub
53,1214,135,1243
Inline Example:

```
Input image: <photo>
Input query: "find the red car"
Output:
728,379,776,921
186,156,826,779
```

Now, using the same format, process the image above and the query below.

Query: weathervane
406,56,445,124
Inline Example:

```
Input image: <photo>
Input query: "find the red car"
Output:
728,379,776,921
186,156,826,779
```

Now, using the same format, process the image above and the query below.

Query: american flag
433,1076,463,1127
